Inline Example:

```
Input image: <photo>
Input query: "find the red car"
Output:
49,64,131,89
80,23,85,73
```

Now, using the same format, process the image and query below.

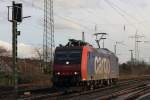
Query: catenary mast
43,0,54,73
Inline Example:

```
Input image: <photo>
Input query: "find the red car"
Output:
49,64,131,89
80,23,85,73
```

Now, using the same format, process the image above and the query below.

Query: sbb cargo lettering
94,56,111,75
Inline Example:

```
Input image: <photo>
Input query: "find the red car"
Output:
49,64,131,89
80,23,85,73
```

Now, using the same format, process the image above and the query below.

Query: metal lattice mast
130,32,144,63
43,0,54,72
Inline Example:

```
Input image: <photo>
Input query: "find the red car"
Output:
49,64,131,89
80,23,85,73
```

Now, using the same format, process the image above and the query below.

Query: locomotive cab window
55,51,68,60
69,51,81,60
54,50,82,64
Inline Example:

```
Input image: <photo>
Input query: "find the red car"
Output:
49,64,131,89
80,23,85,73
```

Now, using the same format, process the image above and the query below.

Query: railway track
0,86,14,99
97,83,150,100
0,86,53,100
1,77,149,100
18,78,148,100
57,80,148,100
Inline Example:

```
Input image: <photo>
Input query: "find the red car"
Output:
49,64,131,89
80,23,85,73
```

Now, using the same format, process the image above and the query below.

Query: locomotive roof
56,39,116,56
58,39,91,48
56,46,82,50
96,48,116,56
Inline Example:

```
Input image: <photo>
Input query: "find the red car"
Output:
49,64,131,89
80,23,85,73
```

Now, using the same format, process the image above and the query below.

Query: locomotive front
53,39,119,87
53,47,82,86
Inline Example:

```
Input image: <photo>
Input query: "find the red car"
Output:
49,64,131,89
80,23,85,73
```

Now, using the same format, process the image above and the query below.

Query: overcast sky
1,0,150,63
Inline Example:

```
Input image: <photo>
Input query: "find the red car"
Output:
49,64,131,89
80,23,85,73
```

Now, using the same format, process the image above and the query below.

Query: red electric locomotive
53,39,119,88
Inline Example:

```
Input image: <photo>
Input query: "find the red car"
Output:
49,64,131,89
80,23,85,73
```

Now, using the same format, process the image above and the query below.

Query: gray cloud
1,0,150,63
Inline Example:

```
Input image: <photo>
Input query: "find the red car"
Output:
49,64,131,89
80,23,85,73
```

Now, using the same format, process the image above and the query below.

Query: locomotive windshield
54,50,82,64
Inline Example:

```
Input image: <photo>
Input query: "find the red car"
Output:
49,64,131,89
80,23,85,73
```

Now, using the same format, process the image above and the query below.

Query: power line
107,0,138,22
104,0,137,29
19,0,93,31
78,6,111,25
105,0,150,36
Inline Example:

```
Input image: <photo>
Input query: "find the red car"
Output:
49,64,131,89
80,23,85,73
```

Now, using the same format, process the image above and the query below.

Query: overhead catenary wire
104,0,137,29
1,0,148,32
104,0,148,60
17,0,134,32
1,0,150,63
18,0,93,31
113,0,150,33
105,0,150,35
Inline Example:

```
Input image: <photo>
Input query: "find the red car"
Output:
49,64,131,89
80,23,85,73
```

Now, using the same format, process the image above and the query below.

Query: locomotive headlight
57,72,60,75
66,61,69,65
74,72,78,75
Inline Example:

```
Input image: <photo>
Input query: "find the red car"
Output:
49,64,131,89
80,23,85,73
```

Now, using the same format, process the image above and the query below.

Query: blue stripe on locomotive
87,52,95,79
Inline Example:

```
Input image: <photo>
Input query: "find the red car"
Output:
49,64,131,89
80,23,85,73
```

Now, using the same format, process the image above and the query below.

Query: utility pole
94,33,107,48
136,40,142,62
82,32,85,42
114,44,116,54
129,50,134,75
129,32,144,62
129,50,134,63
114,41,124,55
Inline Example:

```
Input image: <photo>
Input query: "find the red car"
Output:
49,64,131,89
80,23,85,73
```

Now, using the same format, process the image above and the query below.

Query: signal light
13,3,22,22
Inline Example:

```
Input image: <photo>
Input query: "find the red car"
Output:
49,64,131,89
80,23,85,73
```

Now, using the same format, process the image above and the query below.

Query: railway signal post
8,1,23,97
8,1,30,97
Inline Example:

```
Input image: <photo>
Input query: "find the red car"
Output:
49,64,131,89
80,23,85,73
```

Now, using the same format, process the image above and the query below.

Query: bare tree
0,46,11,57
33,47,44,72
34,47,43,60
0,46,7,54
